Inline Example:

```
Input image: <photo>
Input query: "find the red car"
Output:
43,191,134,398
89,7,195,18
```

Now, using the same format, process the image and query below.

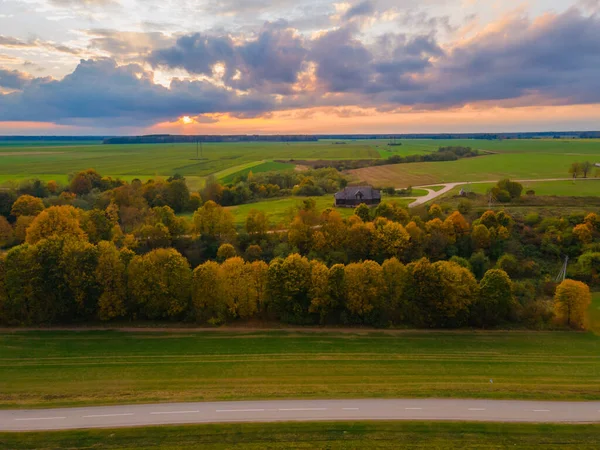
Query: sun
180,116,193,125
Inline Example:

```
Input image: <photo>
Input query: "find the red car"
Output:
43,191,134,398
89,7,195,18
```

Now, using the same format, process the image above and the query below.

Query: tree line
0,238,590,329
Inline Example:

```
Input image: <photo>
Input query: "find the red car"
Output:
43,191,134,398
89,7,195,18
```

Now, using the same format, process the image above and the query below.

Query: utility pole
555,256,569,283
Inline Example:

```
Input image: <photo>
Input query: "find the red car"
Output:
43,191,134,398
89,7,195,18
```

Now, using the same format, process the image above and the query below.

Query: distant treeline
103,135,319,144
282,146,481,171
0,136,106,142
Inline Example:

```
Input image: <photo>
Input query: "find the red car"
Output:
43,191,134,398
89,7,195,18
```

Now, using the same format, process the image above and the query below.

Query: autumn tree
373,218,410,261
308,260,331,324
96,241,128,320
472,269,514,327
245,209,270,238
247,260,269,316
61,238,100,318
344,260,383,324
26,205,87,245
217,243,237,262
267,254,313,324
193,200,236,242
381,257,407,324
471,224,491,250
581,161,593,178
573,223,593,244
245,244,263,262
11,195,44,217
218,257,258,319
192,261,223,324
0,216,12,248
69,169,102,195
128,248,191,320
81,209,113,243
554,279,591,329
569,162,582,179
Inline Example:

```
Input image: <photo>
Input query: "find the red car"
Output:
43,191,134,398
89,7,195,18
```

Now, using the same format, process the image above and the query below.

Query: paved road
408,177,600,207
2,399,600,431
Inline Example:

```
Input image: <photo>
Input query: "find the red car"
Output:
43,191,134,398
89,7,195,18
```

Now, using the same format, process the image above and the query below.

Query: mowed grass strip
2,422,600,449
0,331,599,408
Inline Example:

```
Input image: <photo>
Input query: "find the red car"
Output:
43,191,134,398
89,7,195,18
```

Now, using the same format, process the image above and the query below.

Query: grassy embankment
2,422,600,449
1,330,599,409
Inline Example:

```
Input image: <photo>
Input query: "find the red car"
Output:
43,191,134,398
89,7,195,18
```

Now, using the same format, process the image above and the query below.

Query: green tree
569,162,582,179
128,248,191,320
61,238,100,318
218,257,258,320
354,203,371,222
381,257,407,324
245,209,270,238
581,161,593,178
472,269,514,327
554,279,591,329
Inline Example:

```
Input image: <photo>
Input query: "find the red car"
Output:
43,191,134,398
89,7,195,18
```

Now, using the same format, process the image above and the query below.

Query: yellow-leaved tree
96,241,128,321
554,279,591,329
26,205,87,244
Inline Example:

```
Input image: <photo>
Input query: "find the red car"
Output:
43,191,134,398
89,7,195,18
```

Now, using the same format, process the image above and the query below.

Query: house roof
334,186,381,200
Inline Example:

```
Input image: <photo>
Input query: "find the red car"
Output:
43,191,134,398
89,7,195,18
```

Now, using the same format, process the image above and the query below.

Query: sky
0,0,599,135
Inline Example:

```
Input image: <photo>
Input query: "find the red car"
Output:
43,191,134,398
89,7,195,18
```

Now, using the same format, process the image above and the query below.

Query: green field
591,292,600,334
2,421,600,449
0,140,380,183
456,180,600,197
1,330,599,409
220,161,296,184
1,139,598,190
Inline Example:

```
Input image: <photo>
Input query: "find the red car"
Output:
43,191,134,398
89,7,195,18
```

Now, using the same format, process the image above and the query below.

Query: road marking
533,410,550,412
83,413,134,418
278,408,327,412
150,410,199,415
15,417,66,421
343,408,359,411
216,409,265,413
468,408,486,411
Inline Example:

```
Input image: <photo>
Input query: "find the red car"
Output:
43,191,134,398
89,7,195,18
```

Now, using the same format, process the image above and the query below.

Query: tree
69,169,102,195
245,209,270,237
569,162,582,179
193,200,236,242
26,205,87,245
267,254,312,324
581,161,593,178
247,260,268,316
308,260,331,324
381,258,407,324
344,260,383,324
13,216,34,244
217,243,237,262
428,204,443,219
554,279,591,329
11,195,44,217
496,179,523,199
96,241,128,320
0,216,12,248
218,257,258,320
128,248,191,320
192,261,223,324
373,219,410,260
496,253,520,278
354,203,371,222
573,223,593,244
245,244,263,262
471,224,491,250
81,209,113,243
472,269,513,327
165,178,189,213
61,238,100,318
0,190,17,217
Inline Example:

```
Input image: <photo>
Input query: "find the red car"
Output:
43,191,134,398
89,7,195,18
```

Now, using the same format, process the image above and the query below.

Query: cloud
0,34,81,55
2,8,600,127
0,59,273,125
48,0,118,6
149,22,308,94
343,1,375,20
0,68,31,89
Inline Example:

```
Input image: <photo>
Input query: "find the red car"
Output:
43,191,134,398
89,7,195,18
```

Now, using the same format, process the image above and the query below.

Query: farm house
334,186,381,207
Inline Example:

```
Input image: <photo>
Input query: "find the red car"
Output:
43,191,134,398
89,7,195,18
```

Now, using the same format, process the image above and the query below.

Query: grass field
351,153,600,188
1,139,598,189
2,421,600,449
454,179,600,197
591,292,600,334
1,330,599,409
220,161,296,184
